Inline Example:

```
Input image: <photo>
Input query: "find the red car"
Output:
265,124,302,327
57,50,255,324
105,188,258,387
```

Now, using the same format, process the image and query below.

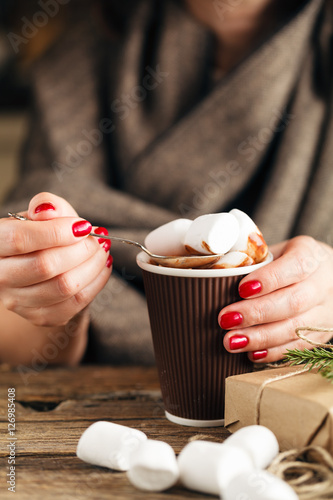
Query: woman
1,0,333,366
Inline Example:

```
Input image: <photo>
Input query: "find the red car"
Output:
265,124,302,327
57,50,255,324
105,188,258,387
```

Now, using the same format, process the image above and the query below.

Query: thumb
28,192,79,221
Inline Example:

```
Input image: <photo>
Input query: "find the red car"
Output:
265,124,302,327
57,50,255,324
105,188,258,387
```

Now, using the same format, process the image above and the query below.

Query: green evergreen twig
284,347,333,383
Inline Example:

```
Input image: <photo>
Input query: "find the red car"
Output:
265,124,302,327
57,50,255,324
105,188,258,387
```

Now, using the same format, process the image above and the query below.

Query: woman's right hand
0,192,112,328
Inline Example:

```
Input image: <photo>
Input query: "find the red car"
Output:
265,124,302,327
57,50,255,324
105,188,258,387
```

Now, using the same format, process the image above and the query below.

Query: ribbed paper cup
137,251,273,427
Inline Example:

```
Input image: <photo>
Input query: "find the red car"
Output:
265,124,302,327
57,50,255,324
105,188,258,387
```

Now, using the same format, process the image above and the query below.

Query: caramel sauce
185,241,213,255
184,244,197,255
247,232,268,263
201,240,213,253
211,255,254,269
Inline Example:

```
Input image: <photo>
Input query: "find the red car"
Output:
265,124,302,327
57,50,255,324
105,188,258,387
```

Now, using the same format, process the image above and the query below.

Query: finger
16,263,112,327
0,217,93,257
268,240,288,260
7,245,109,308
249,327,333,363
218,274,323,330
237,236,330,299
0,237,101,288
28,192,79,221
222,306,324,354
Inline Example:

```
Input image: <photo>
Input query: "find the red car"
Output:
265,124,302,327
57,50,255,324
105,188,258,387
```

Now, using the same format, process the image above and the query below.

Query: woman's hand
218,235,333,363
0,192,112,328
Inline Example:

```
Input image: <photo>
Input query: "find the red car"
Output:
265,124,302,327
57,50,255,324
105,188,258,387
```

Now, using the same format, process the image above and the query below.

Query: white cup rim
136,251,273,278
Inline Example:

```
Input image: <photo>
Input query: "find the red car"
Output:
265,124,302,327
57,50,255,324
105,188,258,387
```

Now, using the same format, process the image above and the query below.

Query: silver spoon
8,213,222,269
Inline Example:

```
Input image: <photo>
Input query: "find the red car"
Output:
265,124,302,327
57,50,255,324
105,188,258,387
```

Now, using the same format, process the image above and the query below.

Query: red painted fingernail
94,227,111,246
94,227,108,235
239,280,262,298
94,226,108,241
219,311,243,329
252,350,268,360
102,240,111,252
106,255,113,268
229,335,249,350
34,202,56,213
72,220,92,237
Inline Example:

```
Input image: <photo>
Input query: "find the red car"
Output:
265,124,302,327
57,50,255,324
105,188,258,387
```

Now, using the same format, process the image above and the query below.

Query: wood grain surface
0,365,231,499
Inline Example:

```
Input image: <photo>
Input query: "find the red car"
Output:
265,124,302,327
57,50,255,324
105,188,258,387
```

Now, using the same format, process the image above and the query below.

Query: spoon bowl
89,233,223,269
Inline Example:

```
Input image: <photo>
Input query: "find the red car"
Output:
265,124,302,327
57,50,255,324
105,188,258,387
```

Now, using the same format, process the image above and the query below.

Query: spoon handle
89,233,149,254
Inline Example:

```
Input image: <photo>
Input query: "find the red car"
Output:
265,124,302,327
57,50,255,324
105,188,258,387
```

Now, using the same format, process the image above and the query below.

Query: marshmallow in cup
144,210,268,268
144,218,192,256
184,212,240,255
211,250,254,269
76,421,147,471
229,208,268,263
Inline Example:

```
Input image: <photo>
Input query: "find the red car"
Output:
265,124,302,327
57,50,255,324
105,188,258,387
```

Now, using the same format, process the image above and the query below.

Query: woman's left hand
218,235,333,363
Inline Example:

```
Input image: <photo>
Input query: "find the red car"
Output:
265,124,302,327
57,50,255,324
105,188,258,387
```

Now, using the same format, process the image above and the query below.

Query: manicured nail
34,202,56,213
94,227,108,235
94,227,111,248
72,220,92,237
239,280,262,298
219,311,243,329
229,335,249,350
94,226,109,242
106,255,113,268
102,240,111,252
252,350,268,360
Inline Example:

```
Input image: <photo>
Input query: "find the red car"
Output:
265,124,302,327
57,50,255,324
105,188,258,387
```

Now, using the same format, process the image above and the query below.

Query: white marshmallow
222,470,299,500
127,439,179,492
229,209,268,263
225,425,279,469
178,441,254,496
211,251,254,269
76,421,147,471
184,213,239,255
144,219,192,256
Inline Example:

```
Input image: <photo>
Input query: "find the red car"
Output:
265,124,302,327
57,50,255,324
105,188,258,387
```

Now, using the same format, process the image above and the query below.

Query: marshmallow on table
211,251,254,269
222,470,299,500
127,439,179,492
184,213,239,255
76,421,147,471
224,425,279,469
229,209,268,263
144,218,192,256
178,441,254,496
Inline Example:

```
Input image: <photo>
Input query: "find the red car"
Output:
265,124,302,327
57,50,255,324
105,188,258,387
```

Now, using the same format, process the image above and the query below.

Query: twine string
295,326,333,348
268,446,333,500
255,365,309,424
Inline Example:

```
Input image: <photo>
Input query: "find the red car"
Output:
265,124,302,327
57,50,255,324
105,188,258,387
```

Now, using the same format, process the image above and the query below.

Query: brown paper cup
137,251,273,427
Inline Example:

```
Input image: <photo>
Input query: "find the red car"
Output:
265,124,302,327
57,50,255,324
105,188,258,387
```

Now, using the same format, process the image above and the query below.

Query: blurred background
0,0,30,205
0,0,70,205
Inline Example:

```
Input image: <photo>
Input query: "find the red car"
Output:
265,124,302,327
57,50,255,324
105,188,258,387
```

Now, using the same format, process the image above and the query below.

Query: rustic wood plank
0,393,164,419
0,456,220,500
0,364,230,499
0,398,230,455
0,365,161,402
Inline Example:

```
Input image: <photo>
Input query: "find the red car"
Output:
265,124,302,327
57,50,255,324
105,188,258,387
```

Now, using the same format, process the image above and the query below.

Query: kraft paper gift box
225,366,333,453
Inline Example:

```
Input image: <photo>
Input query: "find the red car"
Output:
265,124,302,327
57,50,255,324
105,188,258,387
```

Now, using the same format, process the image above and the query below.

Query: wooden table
0,365,231,499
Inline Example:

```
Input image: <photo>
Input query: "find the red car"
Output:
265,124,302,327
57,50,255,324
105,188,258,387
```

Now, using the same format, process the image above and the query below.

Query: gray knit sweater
2,0,333,364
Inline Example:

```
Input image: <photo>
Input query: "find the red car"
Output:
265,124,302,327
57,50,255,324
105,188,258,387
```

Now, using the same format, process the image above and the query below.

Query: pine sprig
320,364,333,382
284,347,333,383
